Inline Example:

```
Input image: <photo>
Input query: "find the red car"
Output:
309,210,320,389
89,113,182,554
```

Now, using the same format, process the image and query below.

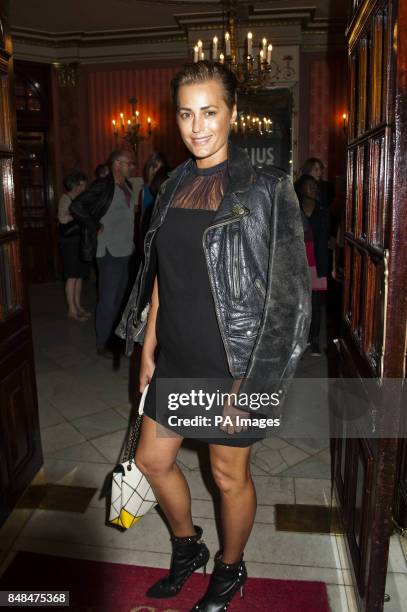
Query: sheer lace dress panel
170,161,228,211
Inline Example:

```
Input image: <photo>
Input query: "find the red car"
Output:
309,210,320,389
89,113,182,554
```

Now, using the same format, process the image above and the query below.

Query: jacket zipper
232,232,240,299
202,204,249,372
254,277,266,299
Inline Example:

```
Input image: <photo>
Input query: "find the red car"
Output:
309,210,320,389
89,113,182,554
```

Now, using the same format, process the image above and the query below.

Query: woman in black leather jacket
117,61,311,611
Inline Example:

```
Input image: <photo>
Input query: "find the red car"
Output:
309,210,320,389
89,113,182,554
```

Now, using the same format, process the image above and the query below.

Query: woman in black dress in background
119,62,310,611
58,171,90,321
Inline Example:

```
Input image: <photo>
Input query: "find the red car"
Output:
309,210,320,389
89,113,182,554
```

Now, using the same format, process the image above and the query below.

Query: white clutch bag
109,384,156,529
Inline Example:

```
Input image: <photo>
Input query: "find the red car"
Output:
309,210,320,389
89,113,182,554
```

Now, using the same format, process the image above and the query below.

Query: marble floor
0,281,406,611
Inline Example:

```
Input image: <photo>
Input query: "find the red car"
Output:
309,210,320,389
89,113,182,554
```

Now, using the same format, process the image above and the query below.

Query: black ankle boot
190,551,247,611
146,525,210,599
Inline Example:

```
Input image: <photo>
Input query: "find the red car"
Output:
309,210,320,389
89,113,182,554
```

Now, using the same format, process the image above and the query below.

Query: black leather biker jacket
116,142,311,412
70,174,133,262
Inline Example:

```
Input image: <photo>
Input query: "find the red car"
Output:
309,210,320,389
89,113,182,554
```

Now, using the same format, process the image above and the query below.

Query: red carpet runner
0,551,330,611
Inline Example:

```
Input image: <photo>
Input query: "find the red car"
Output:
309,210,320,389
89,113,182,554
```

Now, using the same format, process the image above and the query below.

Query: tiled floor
0,281,406,611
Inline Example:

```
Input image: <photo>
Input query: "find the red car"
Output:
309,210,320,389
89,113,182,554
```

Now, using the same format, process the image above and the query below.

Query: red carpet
0,551,330,611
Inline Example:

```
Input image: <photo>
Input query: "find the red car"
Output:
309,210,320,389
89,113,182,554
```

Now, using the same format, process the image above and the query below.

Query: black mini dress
143,159,263,446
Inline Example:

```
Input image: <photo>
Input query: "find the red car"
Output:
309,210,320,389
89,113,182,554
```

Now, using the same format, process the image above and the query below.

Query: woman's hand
218,378,248,435
219,398,249,434
139,352,155,393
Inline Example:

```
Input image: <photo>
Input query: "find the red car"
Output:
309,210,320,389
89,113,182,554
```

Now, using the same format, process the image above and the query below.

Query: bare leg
135,415,195,536
74,278,90,316
65,278,78,317
74,278,83,312
209,444,256,564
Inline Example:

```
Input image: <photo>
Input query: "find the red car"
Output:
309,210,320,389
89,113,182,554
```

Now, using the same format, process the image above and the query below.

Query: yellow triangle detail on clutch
111,508,143,529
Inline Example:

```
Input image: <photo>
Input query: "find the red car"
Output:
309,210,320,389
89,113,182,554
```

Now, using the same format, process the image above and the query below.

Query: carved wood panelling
343,0,392,377
335,0,407,609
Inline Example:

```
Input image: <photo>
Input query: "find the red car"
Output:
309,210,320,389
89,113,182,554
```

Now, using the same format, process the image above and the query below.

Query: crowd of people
57,149,169,358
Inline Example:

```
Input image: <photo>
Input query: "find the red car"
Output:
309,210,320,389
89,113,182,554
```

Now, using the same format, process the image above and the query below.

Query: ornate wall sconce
111,96,155,156
342,112,348,135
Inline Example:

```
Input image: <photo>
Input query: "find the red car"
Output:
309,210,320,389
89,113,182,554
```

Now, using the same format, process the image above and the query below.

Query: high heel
146,525,210,599
190,551,248,611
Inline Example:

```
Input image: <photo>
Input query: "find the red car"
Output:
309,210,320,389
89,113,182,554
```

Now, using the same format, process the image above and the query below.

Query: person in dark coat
301,157,336,211
70,150,137,357
116,60,311,612
295,174,329,355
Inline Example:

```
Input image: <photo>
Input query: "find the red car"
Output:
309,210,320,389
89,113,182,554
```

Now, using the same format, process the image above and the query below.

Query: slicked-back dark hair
170,60,238,111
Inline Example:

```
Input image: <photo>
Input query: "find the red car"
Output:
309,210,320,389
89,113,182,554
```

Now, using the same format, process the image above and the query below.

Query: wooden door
332,0,407,609
0,0,42,526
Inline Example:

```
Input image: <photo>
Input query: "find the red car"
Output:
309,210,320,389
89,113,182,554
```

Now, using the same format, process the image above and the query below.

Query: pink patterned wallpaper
303,55,348,179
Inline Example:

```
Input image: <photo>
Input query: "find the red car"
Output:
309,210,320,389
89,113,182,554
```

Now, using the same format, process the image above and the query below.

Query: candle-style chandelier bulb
225,32,231,56
247,32,253,56
189,8,278,92
212,36,218,60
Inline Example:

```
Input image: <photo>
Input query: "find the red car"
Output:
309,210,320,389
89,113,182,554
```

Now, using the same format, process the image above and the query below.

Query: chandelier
111,96,154,155
191,0,276,93
233,113,273,137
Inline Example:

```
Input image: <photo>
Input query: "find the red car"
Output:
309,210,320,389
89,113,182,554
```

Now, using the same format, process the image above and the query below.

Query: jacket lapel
211,141,257,223
147,159,192,232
